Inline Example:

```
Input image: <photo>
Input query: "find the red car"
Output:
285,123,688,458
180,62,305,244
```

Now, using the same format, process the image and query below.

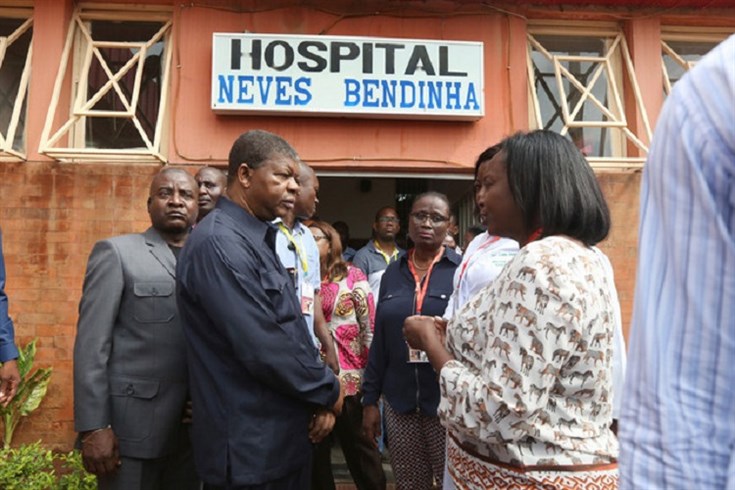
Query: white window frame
661,26,733,95
527,21,651,170
0,5,32,161
40,3,173,164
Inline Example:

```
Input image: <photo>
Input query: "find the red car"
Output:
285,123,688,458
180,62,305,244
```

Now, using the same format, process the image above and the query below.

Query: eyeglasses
312,235,329,242
377,216,399,224
410,212,449,225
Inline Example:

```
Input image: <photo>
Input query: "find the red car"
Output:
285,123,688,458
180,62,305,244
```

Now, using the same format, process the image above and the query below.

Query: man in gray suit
73,168,200,490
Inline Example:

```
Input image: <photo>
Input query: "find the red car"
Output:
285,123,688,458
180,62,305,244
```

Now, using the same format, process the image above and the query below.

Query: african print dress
440,236,619,489
320,265,375,394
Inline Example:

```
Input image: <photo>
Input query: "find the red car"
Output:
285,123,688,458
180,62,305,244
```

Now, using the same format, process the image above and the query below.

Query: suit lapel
144,227,176,279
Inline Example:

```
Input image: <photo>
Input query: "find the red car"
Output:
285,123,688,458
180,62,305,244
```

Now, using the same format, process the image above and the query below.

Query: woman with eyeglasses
306,220,387,490
404,131,619,489
361,192,461,490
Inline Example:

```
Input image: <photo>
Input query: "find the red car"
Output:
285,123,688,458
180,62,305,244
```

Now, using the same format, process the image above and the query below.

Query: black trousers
311,394,386,490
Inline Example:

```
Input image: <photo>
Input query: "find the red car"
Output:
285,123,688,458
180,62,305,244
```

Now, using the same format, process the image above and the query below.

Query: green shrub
0,339,53,449
0,443,96,490
0,441,56,490
56,450,96,490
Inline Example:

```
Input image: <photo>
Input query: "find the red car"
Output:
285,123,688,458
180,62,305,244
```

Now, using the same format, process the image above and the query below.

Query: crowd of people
0,34,731,490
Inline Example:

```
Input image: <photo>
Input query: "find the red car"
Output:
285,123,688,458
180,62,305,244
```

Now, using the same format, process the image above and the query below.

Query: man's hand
81,427,120,476
0,359,20,407
308,408,335,443
362,404,381,449
182,400,193,424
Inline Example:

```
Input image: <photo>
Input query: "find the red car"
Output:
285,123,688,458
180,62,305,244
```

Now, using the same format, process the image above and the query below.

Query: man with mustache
73,168,200,490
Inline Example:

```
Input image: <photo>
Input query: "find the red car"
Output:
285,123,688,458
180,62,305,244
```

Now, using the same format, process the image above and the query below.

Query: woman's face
475,152,525,242
309,226,331,262
407,195,450,251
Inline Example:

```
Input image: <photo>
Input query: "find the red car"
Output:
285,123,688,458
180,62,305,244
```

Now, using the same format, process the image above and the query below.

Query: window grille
661,28,732,95
40,5,173,163
527,23,651,169
0,8,32,161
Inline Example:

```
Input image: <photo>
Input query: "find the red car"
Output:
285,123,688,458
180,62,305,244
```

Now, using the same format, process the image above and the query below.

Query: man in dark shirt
176,130,343,489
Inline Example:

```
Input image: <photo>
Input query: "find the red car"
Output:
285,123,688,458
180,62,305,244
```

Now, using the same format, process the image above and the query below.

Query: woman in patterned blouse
404,131,620,489
307,220,386,490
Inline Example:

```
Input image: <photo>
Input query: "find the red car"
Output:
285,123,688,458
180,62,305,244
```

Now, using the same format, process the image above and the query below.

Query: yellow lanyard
277,223,309,273
374,241,398,265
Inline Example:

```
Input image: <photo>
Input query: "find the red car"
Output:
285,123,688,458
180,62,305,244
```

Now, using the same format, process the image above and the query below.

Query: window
661,27,732,95
40,5,172,163
527,22,651,169
0,8,32,161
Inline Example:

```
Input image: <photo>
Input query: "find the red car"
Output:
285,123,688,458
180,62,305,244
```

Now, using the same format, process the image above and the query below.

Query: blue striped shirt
619,35,735,489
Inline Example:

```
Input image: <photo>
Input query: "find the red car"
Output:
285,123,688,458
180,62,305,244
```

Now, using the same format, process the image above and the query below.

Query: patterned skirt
446,434,618,489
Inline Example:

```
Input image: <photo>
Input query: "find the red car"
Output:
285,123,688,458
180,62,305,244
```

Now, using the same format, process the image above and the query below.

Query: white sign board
211,33,484,120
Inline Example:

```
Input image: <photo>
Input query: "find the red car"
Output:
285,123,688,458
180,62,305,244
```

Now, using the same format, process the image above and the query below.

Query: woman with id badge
361,192,461,490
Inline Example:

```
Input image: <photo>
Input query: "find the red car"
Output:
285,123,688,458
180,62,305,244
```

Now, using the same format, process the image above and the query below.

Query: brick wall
598,171,642,340
1,161,161,449
0,162,641,450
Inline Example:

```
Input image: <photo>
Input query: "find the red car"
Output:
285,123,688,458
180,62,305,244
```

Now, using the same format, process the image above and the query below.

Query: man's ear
237,163,251,189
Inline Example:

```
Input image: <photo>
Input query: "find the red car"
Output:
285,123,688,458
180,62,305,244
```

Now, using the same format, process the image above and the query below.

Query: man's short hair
374,206,398,222
227,130,299,183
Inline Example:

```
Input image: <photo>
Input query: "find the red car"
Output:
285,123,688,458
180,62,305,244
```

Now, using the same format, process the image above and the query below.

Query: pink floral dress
319,265,375,395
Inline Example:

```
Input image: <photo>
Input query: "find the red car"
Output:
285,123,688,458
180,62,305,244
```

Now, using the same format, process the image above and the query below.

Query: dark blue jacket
362,248,460,415
177,198,340,486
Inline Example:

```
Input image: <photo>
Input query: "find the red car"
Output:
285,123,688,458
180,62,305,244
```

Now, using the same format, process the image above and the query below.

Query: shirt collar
218,196,274,245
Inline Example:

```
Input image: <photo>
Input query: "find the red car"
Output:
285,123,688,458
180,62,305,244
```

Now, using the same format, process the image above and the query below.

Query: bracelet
81,425,111,443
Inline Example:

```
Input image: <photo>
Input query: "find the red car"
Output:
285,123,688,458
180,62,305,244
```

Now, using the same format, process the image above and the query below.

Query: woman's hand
404,315,455,373
362,404,382,448
403,315,441,351
433,316,448,346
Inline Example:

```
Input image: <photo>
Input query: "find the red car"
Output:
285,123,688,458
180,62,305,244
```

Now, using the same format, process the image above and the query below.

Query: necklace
411,251,433,270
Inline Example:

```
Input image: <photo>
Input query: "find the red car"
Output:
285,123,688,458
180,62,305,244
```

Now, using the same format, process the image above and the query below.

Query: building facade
0,0,733,448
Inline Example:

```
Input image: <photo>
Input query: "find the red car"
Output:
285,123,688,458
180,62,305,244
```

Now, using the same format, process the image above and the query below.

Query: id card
301,283,315,316
407,344,430,363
